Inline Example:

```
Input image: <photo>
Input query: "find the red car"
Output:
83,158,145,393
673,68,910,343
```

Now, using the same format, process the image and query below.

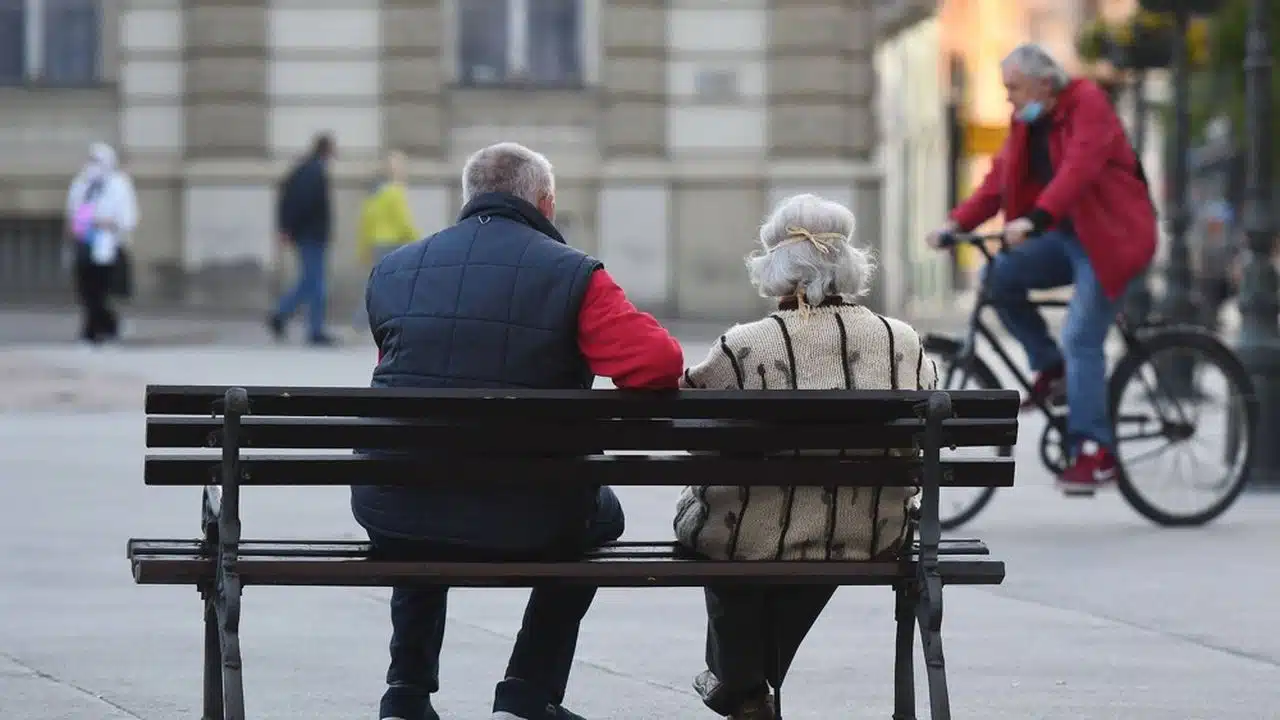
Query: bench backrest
144,386,1019,490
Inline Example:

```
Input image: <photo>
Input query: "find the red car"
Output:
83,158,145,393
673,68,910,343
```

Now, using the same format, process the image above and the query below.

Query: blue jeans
275,238,328,339
368,486,625,720
983,229,1117,449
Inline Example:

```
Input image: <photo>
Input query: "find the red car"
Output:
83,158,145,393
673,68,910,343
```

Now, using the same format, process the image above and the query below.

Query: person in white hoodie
65,142,138,343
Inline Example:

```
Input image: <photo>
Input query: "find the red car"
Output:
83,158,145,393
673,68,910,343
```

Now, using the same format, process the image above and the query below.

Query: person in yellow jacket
355,150,419,328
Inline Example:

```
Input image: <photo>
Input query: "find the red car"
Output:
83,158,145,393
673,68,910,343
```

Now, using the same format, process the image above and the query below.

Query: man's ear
537,192,556,221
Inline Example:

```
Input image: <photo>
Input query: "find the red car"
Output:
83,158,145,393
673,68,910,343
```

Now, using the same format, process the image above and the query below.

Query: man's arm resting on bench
577,268,683,389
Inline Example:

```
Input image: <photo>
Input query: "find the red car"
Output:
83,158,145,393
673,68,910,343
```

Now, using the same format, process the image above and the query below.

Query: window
458,0,581,87
0,0,100,87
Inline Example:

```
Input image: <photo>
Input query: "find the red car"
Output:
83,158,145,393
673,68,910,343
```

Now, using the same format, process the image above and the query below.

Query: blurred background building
0,0,897,321
0,0,1179,322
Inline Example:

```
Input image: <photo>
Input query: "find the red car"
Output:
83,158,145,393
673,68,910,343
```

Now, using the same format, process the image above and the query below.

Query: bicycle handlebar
936,230,1007,248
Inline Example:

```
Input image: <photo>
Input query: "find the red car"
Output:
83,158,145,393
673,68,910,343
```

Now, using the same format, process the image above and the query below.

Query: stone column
116,0,185,300
600,0,667,157
381,0,445,160
597,0,671,313
181,0,272,310
766,0,884,310
379,0,450,289
184,2,269,159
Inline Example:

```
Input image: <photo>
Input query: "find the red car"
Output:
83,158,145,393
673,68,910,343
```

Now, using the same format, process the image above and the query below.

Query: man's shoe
266,313,286,341
1022,363,1066,411
731,694,776,720
307,333,338,347
492,677,586,720
378,687,439,720
1057,441,1118,496
693,670,774,719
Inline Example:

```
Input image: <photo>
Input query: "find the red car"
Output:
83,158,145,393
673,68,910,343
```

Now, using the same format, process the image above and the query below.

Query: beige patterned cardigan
673,301,938,562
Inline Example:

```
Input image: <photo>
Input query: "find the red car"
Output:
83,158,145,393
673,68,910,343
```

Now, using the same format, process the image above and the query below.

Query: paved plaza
0,310,1277,719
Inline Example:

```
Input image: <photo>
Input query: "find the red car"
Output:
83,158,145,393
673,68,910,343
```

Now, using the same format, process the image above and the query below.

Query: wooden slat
143,453,1016,488
144,385,1019,422
125,537,992,560
130,553,1004,587
145,416,1019,452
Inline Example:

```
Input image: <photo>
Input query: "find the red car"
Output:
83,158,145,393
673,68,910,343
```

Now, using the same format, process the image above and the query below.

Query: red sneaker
1057,442,1118,496
1022,364,1066,412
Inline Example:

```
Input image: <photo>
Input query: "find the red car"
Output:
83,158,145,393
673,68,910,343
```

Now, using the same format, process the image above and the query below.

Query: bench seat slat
145,385,1019,422
143,454,1016,488
130,555,1004,587
126,538,991,559
128,537,1000,587
145,416,1019,452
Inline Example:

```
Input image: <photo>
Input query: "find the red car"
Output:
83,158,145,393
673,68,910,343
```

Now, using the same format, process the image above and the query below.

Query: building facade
0,0,905,321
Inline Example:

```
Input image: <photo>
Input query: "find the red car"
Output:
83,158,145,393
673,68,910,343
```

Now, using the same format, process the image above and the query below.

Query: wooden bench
128,385,1019,720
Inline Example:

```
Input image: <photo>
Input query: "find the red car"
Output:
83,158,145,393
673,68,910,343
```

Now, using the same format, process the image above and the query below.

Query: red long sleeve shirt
373,268,683,389
576,268,683,389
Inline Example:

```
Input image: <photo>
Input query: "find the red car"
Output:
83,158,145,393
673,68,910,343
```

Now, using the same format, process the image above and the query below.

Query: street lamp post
1237,0,1280,487
1123,71,1154,324
1156,7,1196,336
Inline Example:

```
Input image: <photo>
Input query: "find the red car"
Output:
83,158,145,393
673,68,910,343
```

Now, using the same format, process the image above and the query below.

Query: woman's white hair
461,142,555,205
746,193,876,305
1001,43,1070,90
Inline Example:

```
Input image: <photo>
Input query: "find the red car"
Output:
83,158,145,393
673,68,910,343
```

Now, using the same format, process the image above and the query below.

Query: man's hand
926,221,960,250
1004,217,1035,246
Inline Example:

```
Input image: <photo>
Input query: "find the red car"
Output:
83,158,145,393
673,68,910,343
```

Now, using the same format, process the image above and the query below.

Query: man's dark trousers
369,486,625,720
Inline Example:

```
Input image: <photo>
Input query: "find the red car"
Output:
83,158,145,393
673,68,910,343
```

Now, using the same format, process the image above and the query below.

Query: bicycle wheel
923,336,1007,530
1108,328,1257,526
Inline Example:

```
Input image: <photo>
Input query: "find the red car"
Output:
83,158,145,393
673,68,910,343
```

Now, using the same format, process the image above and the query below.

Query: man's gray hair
1001,43,1070,90
461,142,555,205
746,194,876,305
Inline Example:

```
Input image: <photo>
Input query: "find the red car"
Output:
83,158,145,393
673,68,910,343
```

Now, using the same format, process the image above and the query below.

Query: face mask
1018,101,1044,123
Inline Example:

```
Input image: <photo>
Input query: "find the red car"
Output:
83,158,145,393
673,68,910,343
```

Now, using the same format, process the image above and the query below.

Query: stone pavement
0,331,1277,719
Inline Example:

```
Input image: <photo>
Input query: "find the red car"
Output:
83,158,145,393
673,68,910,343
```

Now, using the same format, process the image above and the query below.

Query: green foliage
1077,19,1113,62
1194,0,1280,154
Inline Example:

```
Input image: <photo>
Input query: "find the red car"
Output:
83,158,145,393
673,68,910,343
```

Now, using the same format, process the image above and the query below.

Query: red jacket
950,78,1157,299
575,268,684,389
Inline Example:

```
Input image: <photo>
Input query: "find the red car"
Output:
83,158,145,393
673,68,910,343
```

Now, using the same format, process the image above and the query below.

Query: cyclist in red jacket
927,43,1157,494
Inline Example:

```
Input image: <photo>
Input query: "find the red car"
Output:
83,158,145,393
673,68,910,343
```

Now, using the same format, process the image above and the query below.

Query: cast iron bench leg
915,391,952,720
214,388,248,720
201,589,224,720
892,580,917,720
915,571,950,720
215,573,245,720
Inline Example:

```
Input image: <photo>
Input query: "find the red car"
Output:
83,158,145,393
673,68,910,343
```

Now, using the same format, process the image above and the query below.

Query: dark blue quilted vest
351,192,604,550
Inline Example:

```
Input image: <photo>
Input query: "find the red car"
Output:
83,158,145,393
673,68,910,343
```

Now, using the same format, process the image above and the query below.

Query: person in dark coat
354,141,684,720
928,43,1157,495
269,133,336,345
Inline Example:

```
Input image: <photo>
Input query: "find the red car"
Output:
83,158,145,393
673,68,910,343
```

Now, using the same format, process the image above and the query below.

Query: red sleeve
1034,85,1125,220
949,142,1008,231
577,268,683,389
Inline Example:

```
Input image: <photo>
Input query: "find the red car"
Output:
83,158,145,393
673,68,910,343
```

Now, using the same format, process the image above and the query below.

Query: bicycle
925,230,1258,530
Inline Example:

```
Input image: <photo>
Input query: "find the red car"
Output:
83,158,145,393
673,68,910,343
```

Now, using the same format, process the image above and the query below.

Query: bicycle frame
941,235,1158,444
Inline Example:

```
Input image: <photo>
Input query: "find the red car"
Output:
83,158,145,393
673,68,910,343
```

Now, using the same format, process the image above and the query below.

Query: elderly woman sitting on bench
674,193,938,719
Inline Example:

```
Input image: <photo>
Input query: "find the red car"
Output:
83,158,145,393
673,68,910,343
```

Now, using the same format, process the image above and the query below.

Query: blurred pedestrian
269,133,336,346
354,150,419,330
65,142,138,345
1195,199,1239,332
